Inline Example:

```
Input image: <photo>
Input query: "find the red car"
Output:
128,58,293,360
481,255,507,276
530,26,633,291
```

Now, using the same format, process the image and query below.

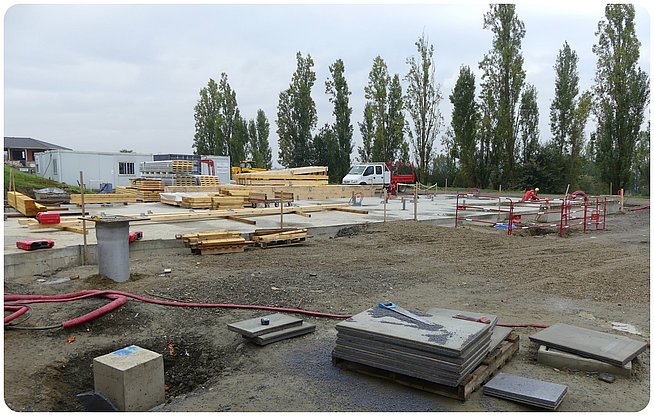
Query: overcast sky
2,1,651,166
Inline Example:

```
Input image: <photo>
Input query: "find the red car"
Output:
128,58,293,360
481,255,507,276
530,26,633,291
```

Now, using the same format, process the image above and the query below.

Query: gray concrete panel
227,313,303,337
529,323,647,366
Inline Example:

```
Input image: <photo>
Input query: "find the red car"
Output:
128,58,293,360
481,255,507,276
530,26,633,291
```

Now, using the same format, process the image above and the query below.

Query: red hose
4,290,353,328
630,205,650,211
497,322,550,328
4,305,30,325
5,290,556,329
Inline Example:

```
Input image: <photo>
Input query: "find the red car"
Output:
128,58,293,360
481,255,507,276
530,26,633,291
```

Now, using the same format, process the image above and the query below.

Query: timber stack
250,228,308,248
176,230,253,255
116,179,164,202
6,191,48,217
233,166,328,186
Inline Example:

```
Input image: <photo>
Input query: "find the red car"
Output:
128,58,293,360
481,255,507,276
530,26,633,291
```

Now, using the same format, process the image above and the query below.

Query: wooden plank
225,216,257,225
7,191,48,217
332,332,519,401
70,194,138,205
329,207,369,214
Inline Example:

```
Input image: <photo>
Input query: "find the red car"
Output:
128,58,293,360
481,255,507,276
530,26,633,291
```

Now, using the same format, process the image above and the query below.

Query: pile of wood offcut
233,166,328,186
176,228,308,255
176,230,253,255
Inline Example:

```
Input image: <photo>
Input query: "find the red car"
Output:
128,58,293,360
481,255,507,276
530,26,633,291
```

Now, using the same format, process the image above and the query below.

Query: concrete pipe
95,221,130,282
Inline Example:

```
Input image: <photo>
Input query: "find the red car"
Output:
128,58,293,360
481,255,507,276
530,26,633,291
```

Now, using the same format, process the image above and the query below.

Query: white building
35,150,154,190
35,150,231,190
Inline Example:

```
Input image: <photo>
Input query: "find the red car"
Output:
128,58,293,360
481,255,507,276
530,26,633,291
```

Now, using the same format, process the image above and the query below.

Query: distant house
4,136,71,171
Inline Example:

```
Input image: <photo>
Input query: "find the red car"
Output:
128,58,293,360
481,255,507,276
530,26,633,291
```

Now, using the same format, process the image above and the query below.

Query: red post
559,198,566,237
583,197,588,233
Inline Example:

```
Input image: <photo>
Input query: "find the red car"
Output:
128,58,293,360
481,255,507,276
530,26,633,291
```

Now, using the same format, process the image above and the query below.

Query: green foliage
277,52,317,168
479,4,526,187
312,125,339,182
362,56,409,163
404,33,443,183
4,165,82,196
518,84,540,166
449,65,479,187
230,113,248,165
193,78,221,155
631,124,650,195
247,109,273,170
516,142,564,193
550,42,592,190
592,4,650,191
192,73,246,164
325,59,354,182
357,103,375,162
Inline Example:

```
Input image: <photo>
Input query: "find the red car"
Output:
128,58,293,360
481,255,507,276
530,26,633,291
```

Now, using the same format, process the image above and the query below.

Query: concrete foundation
93,345,165,411
537,345,632,377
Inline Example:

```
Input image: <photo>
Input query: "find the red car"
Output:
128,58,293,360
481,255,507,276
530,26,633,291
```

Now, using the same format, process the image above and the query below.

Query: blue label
112,345,138,356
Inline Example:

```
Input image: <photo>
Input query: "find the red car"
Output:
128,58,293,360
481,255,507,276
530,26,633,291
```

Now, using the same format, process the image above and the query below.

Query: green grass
4,165,83,197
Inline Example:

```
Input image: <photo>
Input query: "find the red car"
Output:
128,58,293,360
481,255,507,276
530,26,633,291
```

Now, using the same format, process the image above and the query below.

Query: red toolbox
128,230,143,243
36,212,61,225
16,240,55,251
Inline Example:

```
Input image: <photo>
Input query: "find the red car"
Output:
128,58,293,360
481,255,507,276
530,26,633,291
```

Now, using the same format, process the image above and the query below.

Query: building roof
3,136,71,151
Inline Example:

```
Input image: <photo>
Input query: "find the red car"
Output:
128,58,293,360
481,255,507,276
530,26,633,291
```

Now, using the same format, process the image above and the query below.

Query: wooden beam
225,216,256,225
328,207,369,214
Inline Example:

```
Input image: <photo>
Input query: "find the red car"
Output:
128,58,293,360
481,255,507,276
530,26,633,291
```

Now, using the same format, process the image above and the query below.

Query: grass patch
4,165,83,198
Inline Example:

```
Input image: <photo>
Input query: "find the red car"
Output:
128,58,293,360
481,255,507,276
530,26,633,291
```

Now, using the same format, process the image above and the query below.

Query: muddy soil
3,205,650,412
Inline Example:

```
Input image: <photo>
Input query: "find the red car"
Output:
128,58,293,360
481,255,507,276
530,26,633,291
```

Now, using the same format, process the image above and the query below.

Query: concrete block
93,345,165,411
537,345,632,377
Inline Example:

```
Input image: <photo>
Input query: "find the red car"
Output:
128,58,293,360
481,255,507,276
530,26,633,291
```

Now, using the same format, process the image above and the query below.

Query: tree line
193,4,649,194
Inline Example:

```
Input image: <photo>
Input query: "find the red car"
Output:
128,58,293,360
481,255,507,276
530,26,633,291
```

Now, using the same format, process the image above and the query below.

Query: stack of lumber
197,175,220,186
221,189,251,197
250,228,308,248
115,179,164,202
332,305,499,388
180,195,213,209
70,193,138,205
212,196,246,209
140,160,195,173
6,191,48,217
174,174,197,186
233,166,329,186
176,230,253,255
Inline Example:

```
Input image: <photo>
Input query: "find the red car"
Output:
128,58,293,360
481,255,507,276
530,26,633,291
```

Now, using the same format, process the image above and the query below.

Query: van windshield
347,165,366,175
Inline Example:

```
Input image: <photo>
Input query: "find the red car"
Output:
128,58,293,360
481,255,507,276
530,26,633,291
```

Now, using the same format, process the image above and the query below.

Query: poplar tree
247,109,272,169
277,52,317,168
405,33,443,183
325,59,354,181
478,4,526,187
449,65,479,187
592,4,649,190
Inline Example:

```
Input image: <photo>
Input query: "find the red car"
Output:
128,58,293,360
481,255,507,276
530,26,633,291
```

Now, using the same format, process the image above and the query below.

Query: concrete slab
247,321,316,345
529,323,647,366
227,313,303,337
537,345,632,376
483,372,568,410
489,326,513,353
336,305,492,356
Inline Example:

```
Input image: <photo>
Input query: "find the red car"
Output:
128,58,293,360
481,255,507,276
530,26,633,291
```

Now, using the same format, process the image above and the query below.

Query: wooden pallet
251,228,308,248
192,241,253,255
332,332,519,401
129,179,164,190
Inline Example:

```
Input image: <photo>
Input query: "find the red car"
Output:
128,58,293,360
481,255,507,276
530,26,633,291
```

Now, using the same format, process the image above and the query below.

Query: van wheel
359,182,367,185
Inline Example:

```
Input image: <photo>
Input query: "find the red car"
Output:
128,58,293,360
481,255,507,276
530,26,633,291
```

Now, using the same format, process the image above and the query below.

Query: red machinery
386,161,416,194
36,212,61,225
128,231,143,243
16,240,55,251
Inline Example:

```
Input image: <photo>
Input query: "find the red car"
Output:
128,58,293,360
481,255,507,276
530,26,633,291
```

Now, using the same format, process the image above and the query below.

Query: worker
521,187,540,202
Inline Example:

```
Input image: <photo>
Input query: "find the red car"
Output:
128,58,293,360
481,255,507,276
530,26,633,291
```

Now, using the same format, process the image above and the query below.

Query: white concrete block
537,345,632,377
93,345,165,411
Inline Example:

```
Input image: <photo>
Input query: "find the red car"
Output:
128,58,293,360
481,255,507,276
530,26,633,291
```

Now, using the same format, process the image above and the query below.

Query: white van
342,163,391,185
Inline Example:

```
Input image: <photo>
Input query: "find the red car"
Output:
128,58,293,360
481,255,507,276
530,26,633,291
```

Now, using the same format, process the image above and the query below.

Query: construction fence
454,192,613,236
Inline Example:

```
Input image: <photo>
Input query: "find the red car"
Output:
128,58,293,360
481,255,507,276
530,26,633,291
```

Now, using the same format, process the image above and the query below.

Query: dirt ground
3,202,650,412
